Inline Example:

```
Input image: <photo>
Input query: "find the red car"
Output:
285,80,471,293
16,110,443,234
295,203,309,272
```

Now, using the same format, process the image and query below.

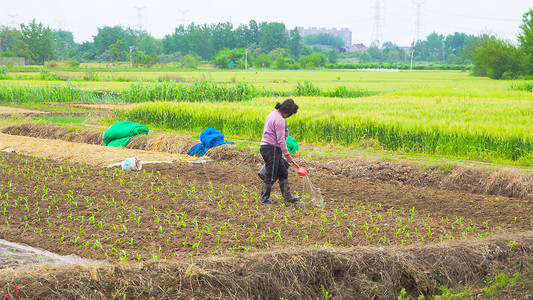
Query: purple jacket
261,110,290,155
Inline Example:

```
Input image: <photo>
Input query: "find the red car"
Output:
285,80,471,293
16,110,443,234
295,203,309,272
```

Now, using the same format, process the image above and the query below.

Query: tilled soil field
1,126,533,299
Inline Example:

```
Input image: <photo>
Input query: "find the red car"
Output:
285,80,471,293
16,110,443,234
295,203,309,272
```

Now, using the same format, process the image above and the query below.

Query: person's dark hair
275,99,299,115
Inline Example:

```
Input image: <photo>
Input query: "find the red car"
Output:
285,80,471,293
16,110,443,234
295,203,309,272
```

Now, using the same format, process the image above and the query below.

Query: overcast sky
2,0,532,46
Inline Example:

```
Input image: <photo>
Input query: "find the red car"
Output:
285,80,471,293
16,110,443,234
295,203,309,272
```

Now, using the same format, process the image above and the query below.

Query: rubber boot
261,183,276,204
279,179,301,203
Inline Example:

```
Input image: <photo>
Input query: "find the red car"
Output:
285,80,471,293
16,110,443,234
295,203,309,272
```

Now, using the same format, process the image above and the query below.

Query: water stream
299,174,325,208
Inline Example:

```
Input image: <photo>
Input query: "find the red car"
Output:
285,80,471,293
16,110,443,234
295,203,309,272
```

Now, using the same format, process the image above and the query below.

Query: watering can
293,162,309,176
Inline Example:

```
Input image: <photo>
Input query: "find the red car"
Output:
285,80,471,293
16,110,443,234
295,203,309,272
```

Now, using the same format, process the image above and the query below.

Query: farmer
260,99,302,204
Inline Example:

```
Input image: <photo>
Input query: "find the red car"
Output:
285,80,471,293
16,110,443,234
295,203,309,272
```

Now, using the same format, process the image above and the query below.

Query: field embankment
1,235,532,299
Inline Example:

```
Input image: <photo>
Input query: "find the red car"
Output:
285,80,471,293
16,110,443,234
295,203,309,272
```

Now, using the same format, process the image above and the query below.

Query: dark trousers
260,145,289,185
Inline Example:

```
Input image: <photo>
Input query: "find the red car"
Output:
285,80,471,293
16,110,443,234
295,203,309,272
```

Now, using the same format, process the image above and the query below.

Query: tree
382,46,405,63
133,51,158,67
303,33,344,48
0,26,30,58
298,52,327,69
137,35,161,55
77,41,98,61
417,32,445,62
273,57,287,69
20,19,54,64
212,48,247,69
181,53,201,68
518,9,533,75
212,22,236,52
93,26,126,55
366,46,383,61
259,22,288,53
268,48,291,62
108,39,124,62
52,29,76,59
245,20,261,46
470,34,527,79
326,49,338,64
444,32,475,64
188,23,215,60
358,52,371,63
288,27,303,59
255,53,272,68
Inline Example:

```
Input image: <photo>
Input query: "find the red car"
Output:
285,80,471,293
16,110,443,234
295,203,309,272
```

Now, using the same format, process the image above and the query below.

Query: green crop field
2,68,533,298
2,69,533,164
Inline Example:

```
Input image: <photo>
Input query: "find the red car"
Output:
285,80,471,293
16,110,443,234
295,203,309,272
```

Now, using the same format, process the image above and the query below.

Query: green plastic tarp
103,121,149,147
287,136,299,154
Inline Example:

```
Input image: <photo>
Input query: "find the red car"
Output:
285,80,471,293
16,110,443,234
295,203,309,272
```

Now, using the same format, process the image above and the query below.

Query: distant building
337,43,368,53
297,27,352,47
349,43,368,52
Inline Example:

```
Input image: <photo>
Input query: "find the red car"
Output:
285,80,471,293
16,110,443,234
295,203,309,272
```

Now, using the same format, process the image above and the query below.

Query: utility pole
133,6,146,32
245,49,248,70
129,46,134,68
177,9,189,26
7,14,18,28
371,0,384,48
410,49,415,72
413,0,425,43
410,0,425,72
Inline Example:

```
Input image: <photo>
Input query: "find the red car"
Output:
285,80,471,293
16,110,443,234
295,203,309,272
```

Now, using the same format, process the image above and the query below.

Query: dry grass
0,106,48,115
1,234,532,299
0,133,191,167
481,168,533,198
438,166,484,192
2,123,246,161
439,166,533,198
2,123,102,143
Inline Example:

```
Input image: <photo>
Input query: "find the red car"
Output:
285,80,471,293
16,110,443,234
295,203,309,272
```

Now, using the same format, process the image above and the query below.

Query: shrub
45,61,59,68
67,60,81,68
83,67,99,81
509,81,533,92
0,65,10,80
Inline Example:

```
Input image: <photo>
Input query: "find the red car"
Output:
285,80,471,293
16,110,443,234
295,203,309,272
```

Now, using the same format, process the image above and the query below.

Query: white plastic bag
121,157,142,171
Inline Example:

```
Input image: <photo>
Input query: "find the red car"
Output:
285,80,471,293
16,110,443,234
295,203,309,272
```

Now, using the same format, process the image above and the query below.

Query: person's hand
285,154,296,165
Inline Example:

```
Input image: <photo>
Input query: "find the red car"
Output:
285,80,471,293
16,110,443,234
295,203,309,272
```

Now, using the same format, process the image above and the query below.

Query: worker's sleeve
275,119,289,156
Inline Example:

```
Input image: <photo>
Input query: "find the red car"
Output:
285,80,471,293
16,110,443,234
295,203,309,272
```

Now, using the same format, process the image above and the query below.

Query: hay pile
436,166,533,199
0,133,192,167
1,123,247,161
2,123,103,145
1,234,532,299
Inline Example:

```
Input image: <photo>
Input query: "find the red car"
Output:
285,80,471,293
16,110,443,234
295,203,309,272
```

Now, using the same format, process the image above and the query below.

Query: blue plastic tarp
187,127,234,156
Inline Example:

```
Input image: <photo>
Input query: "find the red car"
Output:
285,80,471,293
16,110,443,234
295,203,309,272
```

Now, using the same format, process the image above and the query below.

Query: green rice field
2,69,533,164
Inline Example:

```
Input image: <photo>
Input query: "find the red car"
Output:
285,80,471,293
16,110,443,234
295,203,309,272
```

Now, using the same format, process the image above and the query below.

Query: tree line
0,10,532,79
